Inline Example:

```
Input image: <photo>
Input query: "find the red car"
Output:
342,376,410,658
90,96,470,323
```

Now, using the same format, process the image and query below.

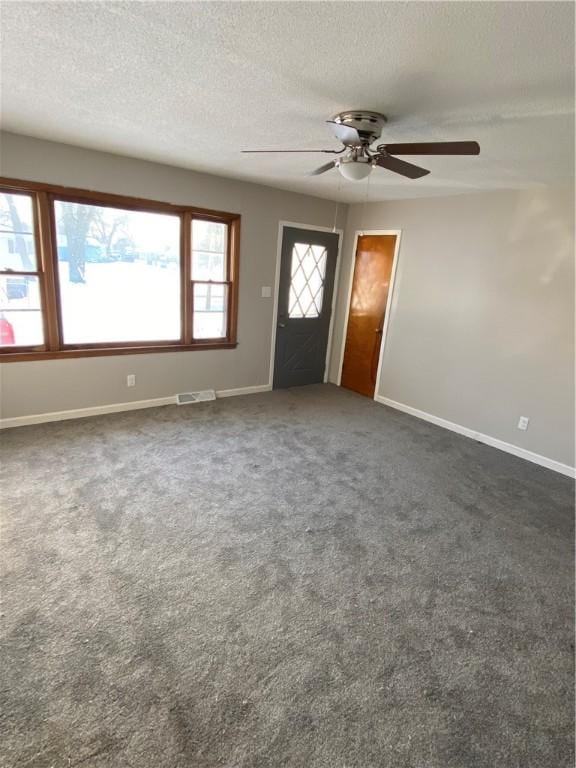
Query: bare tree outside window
0,194,35,271
59,203,94,284
90,209,131,261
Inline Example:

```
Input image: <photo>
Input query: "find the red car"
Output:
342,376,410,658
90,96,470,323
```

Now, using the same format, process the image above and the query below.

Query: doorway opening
339,231,400,398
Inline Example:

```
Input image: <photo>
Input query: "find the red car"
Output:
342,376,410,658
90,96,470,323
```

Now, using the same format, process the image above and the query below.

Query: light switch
261,286,272,298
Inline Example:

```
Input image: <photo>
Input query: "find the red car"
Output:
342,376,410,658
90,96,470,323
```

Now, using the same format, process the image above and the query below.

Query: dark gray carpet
1,384,573,768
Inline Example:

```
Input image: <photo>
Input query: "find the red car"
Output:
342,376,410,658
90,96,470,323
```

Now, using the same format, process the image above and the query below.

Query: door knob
278,322,286,328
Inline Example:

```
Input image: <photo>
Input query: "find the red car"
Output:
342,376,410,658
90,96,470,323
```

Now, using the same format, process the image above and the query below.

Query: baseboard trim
216,384,272,398
375,395,575,479
0,384,272,429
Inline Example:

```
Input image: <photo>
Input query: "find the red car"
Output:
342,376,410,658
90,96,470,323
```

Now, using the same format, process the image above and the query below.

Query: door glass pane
0,191,37,271
193,282,227,339
288,243,327,318
53,200,181,344
192,220,227,281
0,275,43,346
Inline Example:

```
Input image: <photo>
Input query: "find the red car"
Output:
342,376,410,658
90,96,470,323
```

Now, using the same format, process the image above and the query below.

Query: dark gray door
273,227,339,389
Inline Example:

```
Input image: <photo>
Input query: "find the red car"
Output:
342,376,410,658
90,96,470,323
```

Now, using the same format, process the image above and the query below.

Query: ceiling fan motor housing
332,110,387,146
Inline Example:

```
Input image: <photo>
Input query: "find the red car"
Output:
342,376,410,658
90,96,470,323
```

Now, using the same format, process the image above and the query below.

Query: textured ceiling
0,1,574,203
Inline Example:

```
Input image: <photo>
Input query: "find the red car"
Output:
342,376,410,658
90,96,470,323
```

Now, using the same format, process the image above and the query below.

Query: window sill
0,341,238,362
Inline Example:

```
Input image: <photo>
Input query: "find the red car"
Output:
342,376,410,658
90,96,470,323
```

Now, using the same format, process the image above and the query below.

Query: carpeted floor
1,384,573,768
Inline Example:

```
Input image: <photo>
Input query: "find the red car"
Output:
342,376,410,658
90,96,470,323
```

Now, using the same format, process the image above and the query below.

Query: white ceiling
1,1,574,203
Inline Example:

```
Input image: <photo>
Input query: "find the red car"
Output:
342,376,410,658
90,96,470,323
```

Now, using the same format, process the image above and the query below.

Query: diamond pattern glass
288,243,327,318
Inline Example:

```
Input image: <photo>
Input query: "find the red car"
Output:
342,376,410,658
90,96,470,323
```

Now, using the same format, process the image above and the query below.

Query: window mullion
36,191,61,351
181,211,192,345
227,219,240,344
226,222,232,339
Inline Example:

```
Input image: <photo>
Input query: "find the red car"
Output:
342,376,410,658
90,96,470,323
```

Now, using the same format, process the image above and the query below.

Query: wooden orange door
341,234,397,398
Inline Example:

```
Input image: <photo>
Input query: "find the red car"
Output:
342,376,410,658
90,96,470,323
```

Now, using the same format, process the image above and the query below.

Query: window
192,220,228,339
0,179,240,360
288,242,328,318
54,201,181,344
0,192,44,348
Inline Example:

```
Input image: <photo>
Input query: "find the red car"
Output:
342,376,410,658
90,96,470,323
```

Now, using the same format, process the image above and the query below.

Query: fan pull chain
360,169,372,233
332,174,342,233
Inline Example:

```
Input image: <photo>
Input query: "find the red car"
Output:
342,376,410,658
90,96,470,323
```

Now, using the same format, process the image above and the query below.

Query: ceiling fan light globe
338,159,373,181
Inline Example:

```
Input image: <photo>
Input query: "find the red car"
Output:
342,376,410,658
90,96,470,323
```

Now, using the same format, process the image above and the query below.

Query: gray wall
0,132,347,417
329,187,575,467
2,133,573,469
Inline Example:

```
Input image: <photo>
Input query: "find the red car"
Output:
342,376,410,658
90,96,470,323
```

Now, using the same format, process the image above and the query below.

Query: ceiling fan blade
326,121,362,147
241,149,343,154
309,160,337,176
381,141,480,156
374,154,430,179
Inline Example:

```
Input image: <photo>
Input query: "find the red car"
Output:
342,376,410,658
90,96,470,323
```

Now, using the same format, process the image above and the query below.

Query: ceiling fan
242,110,480,181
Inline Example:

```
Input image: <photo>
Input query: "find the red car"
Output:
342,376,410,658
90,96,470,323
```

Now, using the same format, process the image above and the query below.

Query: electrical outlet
127,374,136,388
261,286,272,298
517,416,529,431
